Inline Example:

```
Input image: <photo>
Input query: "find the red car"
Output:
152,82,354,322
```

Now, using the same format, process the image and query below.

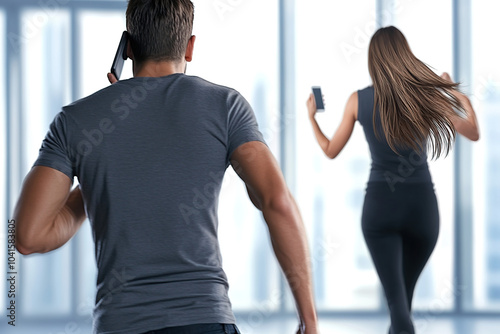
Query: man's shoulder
182,75,240,97
64,75,241,110
61,82,125,114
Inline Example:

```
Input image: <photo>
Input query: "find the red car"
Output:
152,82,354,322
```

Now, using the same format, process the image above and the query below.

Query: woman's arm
307,91,358,159
441,72,480,141
450,93,480,141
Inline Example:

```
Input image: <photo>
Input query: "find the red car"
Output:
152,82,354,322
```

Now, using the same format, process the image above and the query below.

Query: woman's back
307,25,479,334
357,86,432,189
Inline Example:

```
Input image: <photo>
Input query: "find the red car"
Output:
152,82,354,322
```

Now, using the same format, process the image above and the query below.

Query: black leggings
362,182,439,334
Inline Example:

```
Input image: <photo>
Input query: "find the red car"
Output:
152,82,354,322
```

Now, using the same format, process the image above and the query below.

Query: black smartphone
111,31,129,80
312,86,325,112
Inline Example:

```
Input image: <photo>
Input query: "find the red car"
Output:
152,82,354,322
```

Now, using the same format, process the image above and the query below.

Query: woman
307,26,479,334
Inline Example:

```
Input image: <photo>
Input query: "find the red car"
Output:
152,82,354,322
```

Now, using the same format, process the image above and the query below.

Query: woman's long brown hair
368,26,463,158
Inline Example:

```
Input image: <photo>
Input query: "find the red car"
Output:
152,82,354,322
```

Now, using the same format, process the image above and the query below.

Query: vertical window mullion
452,0,473,314
279,0,296,313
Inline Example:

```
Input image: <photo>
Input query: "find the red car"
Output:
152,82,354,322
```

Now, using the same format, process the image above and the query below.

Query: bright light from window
190,0,281,314
78,10,132,98
471,0,500,311
0,9,6,311
19,8,73,316
295,0,377,310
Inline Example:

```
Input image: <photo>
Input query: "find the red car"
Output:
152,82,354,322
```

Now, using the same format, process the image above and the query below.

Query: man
14,1,318,333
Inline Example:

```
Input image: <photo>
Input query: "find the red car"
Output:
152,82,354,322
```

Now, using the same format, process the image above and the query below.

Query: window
78,10,131,98
3,1,498,333
189,0,281,312
294,0,377,310
0,9,6,309
19,8,73,316
293,0,456,312
471,0,500,311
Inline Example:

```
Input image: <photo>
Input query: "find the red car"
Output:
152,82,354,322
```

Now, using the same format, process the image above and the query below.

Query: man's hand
296,321,319,334
107,72,118,84
230,141,319,333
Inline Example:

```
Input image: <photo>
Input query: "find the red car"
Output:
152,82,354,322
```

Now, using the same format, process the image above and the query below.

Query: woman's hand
440,72,480,141
307,93,318,119
441,72,452,82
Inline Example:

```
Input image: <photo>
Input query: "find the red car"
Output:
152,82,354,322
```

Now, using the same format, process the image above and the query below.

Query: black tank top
357,86,432,186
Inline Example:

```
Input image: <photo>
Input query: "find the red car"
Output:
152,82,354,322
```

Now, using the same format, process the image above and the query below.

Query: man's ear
185,35,196,62
126,39,135,61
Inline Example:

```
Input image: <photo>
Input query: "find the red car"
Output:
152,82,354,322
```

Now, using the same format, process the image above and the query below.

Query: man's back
34,74,264,333
15,1,318,332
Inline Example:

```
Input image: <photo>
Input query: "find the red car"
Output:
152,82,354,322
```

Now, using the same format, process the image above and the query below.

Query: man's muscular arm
231,141,318,334
14,166,86,255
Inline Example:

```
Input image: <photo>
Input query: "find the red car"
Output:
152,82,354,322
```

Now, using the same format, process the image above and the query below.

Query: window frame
2,0,499,327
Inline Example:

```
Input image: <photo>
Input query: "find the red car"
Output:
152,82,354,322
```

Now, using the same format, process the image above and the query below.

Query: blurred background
1,0,499,333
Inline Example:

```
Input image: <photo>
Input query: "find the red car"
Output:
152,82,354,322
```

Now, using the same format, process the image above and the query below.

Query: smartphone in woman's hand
312,86,325,112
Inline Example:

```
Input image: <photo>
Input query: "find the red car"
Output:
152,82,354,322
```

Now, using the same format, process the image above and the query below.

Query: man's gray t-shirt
33,73,265,334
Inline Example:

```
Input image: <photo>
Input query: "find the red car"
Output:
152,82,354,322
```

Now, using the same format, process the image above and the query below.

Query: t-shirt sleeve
33,112,75,181
226,90,266,163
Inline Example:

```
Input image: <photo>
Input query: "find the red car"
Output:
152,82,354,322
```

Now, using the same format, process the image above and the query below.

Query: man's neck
133,60,186,78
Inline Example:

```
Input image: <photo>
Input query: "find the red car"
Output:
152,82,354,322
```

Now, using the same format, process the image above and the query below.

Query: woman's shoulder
356,86,375,125
357,85,375,104
358,85,374,94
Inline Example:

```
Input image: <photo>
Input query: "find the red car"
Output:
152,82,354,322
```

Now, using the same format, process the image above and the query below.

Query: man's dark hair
126,0,194,64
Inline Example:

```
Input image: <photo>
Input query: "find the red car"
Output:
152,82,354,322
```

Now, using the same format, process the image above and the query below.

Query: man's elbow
16,233,37,255
16,233,45,255
262,189,294,216
16,243,35,255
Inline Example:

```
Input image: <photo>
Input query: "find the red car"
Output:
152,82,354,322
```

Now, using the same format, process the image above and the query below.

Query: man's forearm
53,186,86,244
262,192,318,328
